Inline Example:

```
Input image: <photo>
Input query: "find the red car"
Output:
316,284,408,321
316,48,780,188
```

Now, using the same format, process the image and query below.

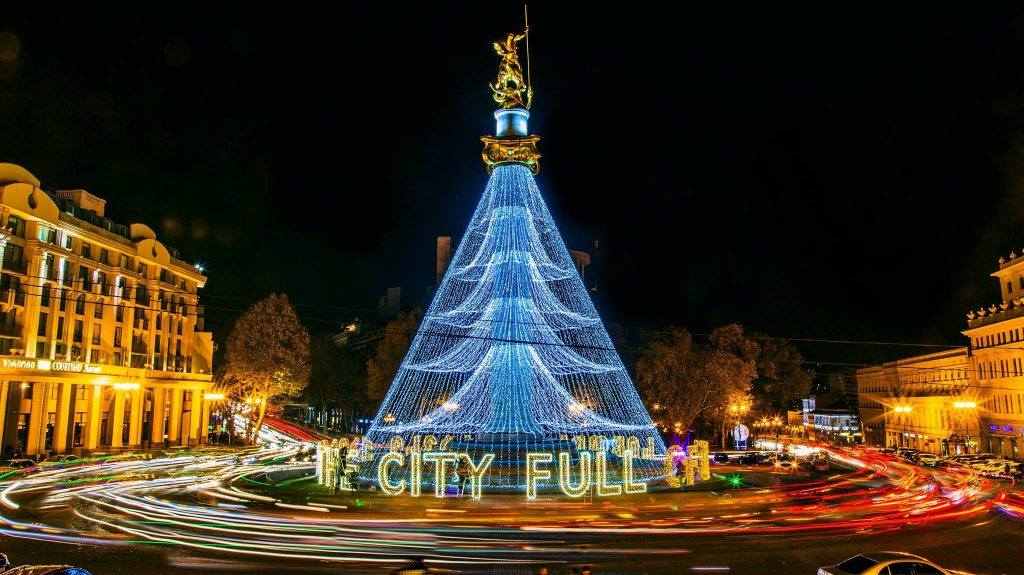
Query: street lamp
952,401,977,455
893,406,912,448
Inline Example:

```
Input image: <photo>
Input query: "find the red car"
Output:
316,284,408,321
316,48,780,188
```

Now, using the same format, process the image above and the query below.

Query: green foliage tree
366,309,422,406
750,331,815,413
634,324,760,447
222,293,310,444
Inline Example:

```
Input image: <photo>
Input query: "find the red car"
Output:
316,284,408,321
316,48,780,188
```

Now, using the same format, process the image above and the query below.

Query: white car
916,453,939,466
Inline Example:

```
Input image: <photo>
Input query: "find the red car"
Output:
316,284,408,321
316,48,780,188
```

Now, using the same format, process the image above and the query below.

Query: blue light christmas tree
361,28,666,493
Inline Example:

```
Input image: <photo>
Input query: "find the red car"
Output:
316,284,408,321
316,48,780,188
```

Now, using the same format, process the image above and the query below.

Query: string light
558,452,591,497
361,160,666,492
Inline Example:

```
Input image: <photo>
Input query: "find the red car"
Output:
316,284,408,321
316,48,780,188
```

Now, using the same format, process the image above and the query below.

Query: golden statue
490,30,532,109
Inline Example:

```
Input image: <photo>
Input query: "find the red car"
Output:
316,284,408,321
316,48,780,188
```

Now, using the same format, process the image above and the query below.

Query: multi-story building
857,248,1024,460
0,163,214,458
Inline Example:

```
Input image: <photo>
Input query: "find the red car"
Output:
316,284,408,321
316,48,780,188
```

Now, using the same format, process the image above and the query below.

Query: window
176,318,182,335
81,243,91,259
40,284,50,307
91,323,101,346
37,311,47,337
154,334,161,354
59,289,67,311
1009,281,1014,294
73,319,83,343
37,225,56,244
2,243,23,269
137,262,148,277
34,341,44,358
837,556,877,573
156,314,162,330
60,259,70,283
911,563,944,574
96,271,107,294
56,316,64,340
75,294,85,315
159,268,168,283
43,253,55,279
72,412,85,447
94,298,104,319
99,248,109,265
114,326,122,348
886,562,915,575
119,253,130,269
4,215,24,237
78,265,91,290
116,303,125,322
62,233,72,250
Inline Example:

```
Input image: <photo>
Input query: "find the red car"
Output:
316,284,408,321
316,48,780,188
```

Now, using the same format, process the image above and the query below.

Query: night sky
2,3,1024,368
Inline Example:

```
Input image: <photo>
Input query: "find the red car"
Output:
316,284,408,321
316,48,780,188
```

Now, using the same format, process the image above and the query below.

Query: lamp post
204,393,225,445
952,401,977,455
893,406,912,449
728,403,749,449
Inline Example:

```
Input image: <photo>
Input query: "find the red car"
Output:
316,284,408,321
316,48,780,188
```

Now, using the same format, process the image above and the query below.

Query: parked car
818,551,973,575
711,452,730,465
0,459,37,475
40,455,79,466
916,453,940,466
0,552,93,574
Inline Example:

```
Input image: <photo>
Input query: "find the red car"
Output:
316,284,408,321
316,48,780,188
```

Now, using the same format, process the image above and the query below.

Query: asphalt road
1,445,1022,575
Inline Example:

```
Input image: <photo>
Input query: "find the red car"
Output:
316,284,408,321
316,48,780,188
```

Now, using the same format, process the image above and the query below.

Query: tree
705,324,759,447
366,309,422,406
223,293,310,444
306,335,345,429
750,332,815,413
634,327,716,440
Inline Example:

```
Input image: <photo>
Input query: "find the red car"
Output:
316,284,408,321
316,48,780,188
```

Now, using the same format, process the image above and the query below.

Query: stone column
52,382,73,453
128,389,144,447
150,387,166,445
0,381,8,453
109,390,126,449
166,388,182,446
84,385,102,450
25,382,48,456
198,390,212,445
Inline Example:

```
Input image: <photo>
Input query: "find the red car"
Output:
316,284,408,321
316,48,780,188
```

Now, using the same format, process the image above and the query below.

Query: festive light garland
360,161,666,494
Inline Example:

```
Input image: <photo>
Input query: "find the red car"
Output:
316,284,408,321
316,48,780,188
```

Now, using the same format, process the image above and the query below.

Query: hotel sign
1,358,101,374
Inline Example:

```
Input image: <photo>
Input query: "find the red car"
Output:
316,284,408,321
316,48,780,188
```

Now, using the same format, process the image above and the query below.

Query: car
916,453,940,466
711,452,730,465
0,553,93,574
818,551,972,575
812,457,830,472
40,455,79,465
0,459,37,475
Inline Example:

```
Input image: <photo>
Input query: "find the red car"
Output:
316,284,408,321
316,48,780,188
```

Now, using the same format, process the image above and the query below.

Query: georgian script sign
1,358,102,374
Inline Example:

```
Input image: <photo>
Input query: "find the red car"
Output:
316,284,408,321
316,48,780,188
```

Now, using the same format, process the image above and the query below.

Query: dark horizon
2,3,1023,368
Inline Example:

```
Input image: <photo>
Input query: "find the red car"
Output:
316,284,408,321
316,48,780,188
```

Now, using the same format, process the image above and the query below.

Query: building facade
0,163,214,458
857,248,1024,460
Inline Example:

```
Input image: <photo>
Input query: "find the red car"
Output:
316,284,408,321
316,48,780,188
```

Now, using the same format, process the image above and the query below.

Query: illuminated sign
359,433,660,500
1,358,101,374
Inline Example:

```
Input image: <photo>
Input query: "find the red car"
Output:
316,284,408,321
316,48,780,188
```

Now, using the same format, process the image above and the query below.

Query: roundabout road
1,442,1022,575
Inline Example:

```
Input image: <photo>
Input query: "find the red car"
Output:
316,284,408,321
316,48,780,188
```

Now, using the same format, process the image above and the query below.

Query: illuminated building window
73,319,82,343
5,215,24,237
81,243,91,259
37,311,47,337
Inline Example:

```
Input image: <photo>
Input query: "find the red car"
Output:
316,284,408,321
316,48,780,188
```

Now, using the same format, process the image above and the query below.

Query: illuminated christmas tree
361,26,666,493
